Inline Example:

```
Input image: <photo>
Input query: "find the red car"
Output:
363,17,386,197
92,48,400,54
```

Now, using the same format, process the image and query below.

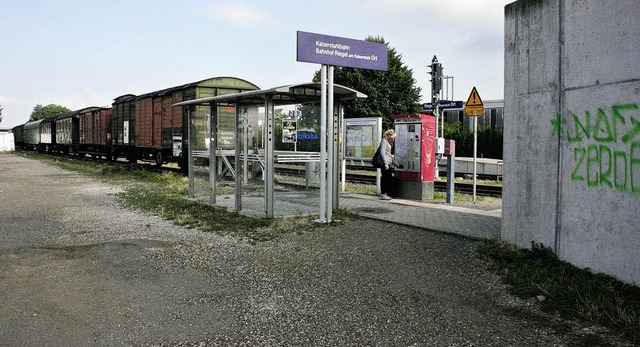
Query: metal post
243,108,249,186
473,116,477,203
265,97,275,218
434,104,440,179
317,65,327,223
209,104,218,204
188,109,194,198
446,151,455,204
234,105,243,212
327,66,334,222
333,102,341,210
341,114,346,193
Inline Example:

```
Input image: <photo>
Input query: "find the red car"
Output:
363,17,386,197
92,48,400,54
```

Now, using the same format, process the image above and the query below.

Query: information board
343,117,381,160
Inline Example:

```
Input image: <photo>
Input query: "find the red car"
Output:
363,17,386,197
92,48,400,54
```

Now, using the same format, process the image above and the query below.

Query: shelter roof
173,82,367,107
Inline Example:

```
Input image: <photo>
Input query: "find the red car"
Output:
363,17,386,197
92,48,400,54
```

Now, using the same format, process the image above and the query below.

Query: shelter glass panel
189,109,211,201
218,105,236,150
270,103,325,217
232,105,266,215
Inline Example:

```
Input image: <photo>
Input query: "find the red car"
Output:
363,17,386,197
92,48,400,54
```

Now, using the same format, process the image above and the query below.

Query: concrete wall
503,0,640,285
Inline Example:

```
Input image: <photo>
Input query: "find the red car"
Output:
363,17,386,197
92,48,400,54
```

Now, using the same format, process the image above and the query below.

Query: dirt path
0,154,631,346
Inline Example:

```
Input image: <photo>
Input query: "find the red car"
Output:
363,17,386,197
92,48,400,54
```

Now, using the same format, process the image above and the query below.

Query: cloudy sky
0,0,512,128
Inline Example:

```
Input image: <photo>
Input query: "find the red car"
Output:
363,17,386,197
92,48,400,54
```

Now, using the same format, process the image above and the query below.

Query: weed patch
19,151,357,243
478,240,640,344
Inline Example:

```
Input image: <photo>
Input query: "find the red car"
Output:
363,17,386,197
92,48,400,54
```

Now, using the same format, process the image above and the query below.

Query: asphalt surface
0,153,632,346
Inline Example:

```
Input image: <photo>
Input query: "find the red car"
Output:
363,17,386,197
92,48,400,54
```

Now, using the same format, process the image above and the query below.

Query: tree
313,36,422,130
442,121,503,159
29,104,71,121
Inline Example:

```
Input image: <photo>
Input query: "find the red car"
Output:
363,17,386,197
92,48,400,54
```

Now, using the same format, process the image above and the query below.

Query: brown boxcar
111,77,259,167
78,106,112,158
111,94,136,150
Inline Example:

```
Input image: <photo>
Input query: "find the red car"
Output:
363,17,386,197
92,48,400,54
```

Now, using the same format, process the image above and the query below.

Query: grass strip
478,240,640,344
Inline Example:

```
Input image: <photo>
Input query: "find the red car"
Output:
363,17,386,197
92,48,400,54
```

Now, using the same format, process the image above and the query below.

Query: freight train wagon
76,106,112,158
111,76,260,167
16,107,113,157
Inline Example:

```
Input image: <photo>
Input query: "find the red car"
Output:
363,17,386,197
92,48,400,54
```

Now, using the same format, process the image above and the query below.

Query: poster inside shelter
282,120,297,143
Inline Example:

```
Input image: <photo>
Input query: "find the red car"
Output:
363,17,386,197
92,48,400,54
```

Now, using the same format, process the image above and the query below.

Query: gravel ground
0,154,633,346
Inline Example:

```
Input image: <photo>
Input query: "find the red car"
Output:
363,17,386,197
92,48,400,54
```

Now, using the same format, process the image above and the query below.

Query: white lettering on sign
316,48,335,56
315,40,351,50
312,38,382,62
315,40,351,58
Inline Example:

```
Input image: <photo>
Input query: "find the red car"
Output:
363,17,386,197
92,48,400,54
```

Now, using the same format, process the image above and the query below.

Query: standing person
378,129,396,200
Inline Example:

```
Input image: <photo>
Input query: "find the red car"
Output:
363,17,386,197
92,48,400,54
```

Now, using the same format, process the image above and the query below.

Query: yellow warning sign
464,86,484,117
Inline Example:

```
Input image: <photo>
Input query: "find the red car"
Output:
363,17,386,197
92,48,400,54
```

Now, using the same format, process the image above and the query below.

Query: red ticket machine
392,114,436,201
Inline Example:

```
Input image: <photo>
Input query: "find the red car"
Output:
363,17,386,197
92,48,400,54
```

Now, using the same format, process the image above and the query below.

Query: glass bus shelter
174,83,366,218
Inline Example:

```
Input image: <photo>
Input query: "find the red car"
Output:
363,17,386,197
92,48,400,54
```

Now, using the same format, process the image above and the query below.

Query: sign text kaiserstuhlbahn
296,31,388,71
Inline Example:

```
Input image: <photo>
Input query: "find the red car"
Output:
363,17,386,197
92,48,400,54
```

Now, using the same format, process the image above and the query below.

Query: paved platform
212,191,502,240
339,194,502,240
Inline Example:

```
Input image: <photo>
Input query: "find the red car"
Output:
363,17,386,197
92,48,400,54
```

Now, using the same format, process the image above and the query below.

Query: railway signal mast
430,56,443,104
429,56,444,177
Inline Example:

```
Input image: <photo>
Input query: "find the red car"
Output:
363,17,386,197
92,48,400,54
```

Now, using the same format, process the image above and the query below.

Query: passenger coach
23,120,42,151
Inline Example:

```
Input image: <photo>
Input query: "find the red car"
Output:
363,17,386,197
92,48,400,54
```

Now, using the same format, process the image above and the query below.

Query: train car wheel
155,151,164,167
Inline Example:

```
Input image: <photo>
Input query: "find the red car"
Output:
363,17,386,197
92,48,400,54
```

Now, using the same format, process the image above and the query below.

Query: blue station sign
422,100,464,111
296,31,388,71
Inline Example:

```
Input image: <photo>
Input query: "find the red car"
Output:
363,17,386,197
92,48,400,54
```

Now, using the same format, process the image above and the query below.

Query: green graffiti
622,116,640,143
593,108,615,142
599,145,612,188
572,147,585,181
567,112,590,142
632,142,640,194
571,141,640,193
551,113,566,139
614,150,627,191
587,144,599,186
557,103,640,195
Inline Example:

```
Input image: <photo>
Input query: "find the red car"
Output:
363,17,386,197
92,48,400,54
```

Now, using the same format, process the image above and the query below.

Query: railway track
31,151,502,197
275,167,502,197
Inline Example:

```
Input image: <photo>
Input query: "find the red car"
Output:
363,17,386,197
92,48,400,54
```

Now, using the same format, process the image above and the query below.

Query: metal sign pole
327,66,334,222
464,86,483,204
318,65,327,223
473,116,477,203
296,32,388,221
